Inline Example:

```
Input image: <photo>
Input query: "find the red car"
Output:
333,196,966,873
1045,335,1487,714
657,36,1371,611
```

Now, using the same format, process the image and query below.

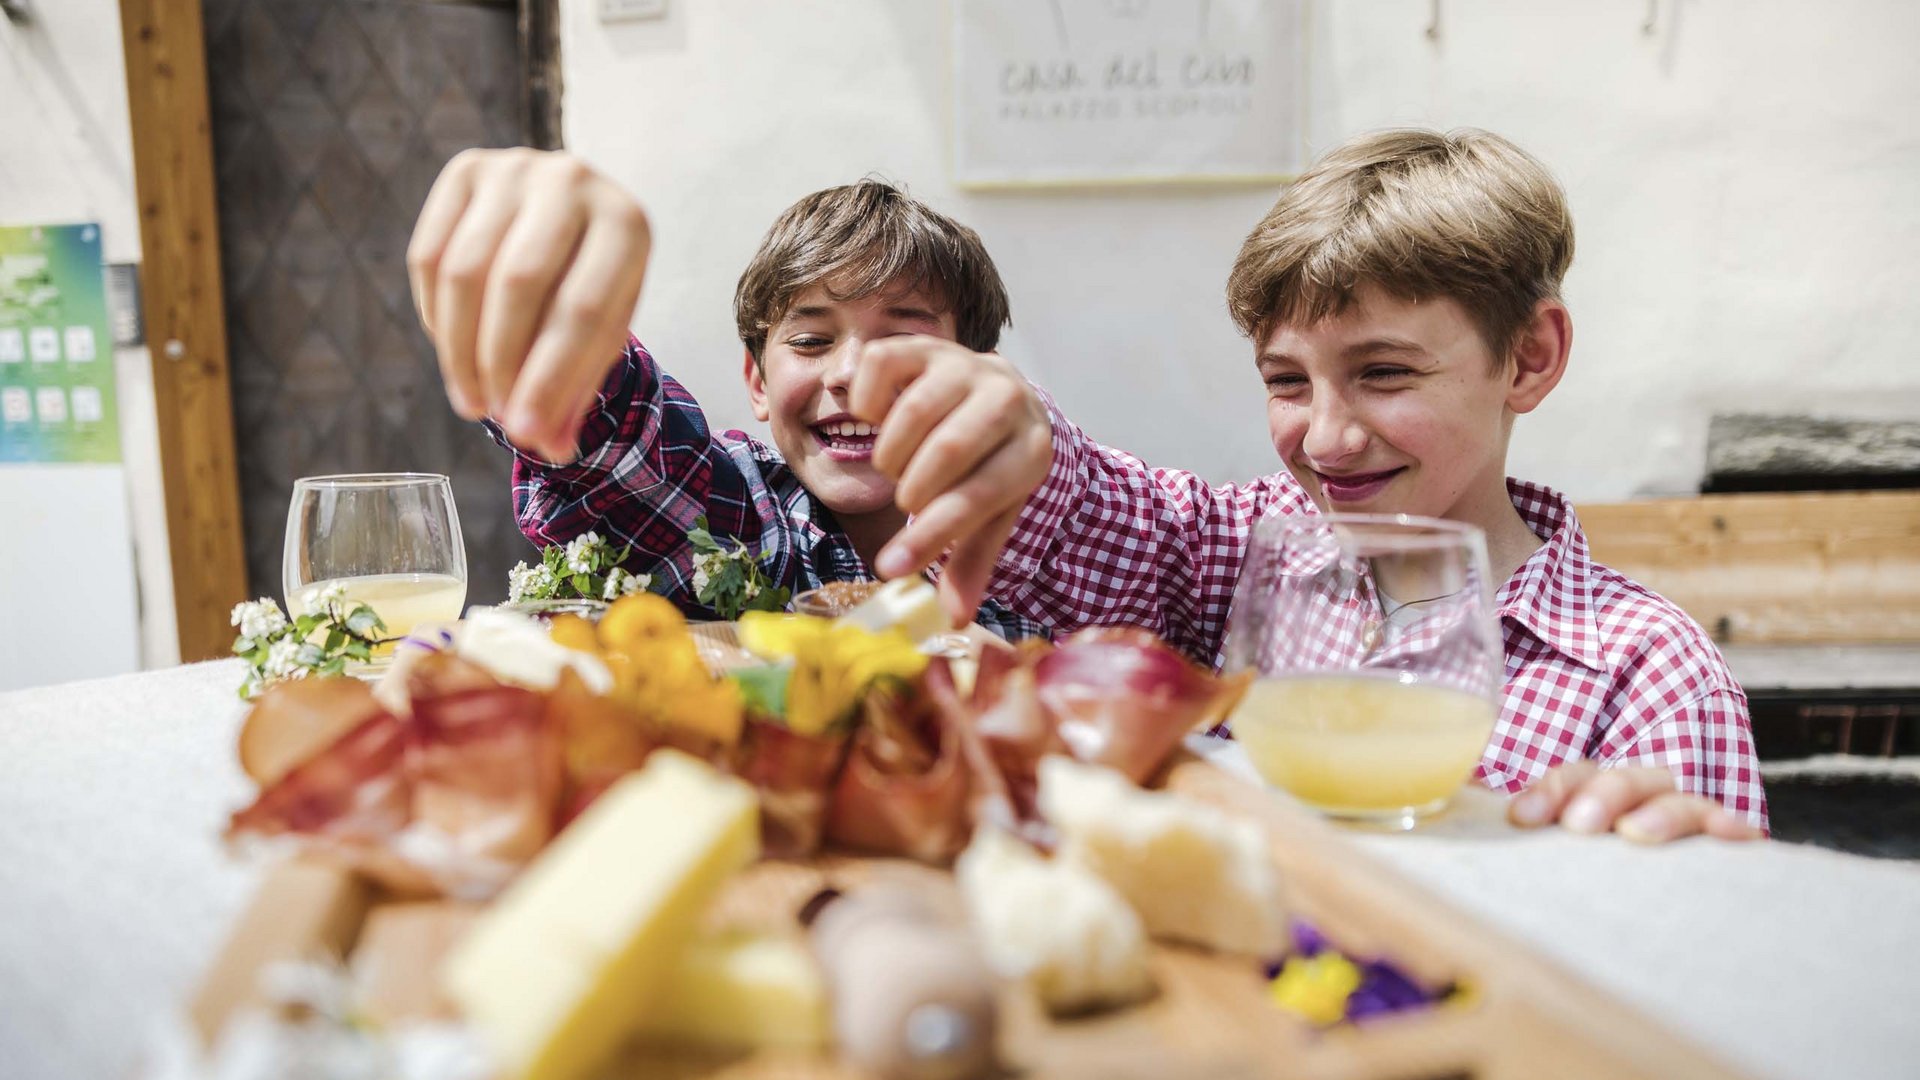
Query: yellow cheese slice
443,750,760,1080
634,931,830,1051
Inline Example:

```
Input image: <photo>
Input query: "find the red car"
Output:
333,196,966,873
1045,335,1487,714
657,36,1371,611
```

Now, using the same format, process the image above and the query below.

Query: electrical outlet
598,0,666,23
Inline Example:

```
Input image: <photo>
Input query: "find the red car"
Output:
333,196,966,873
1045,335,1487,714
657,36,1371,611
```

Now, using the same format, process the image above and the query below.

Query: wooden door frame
119,0,247,662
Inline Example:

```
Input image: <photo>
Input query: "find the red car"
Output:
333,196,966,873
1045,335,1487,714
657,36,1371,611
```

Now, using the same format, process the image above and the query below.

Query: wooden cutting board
193,753,1750,1080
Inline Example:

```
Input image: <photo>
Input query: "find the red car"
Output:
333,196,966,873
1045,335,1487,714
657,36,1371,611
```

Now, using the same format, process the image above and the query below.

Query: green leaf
324,627,344,651
317,657,346,677
345,640,372,661
294,614,322,637
729,664,791,717
344,606,383,637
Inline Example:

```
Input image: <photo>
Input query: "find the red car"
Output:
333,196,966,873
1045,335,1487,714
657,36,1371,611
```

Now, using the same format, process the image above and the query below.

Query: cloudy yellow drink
292,572,467,645
1229,673,1495,820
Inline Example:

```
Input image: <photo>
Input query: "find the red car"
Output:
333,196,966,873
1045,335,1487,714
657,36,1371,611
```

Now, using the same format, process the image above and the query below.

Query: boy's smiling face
745,282,957,518
1257,283,1552,531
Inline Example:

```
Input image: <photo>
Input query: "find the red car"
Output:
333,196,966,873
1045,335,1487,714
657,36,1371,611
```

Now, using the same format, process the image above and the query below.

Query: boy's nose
823,340,860,393
1302,396,1367,464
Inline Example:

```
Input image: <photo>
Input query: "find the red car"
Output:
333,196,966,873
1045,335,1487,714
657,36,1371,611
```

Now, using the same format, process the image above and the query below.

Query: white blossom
230,598,289,641
564,532,605,576
506,561,538,603
315,581,348,608
263,637,306,680
743,578,761,600
691,566,712,597
601,568,651,600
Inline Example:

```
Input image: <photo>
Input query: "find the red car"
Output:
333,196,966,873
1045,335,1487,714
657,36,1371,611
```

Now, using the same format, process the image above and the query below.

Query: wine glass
283,473,468,667
1220,514,1501,829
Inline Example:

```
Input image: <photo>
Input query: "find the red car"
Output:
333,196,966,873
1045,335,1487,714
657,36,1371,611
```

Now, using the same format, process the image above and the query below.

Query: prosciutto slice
1032,628,1250,784
824,675,976,863
228,656,569,899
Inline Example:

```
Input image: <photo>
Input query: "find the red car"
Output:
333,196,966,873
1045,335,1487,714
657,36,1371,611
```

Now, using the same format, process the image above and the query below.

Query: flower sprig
508,532,653,604
688,516,790,620
231,585,387,699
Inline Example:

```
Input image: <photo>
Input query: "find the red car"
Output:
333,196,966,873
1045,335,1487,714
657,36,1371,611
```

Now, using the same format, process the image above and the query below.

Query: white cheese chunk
1038,756,1285,956
955,826,1153,1014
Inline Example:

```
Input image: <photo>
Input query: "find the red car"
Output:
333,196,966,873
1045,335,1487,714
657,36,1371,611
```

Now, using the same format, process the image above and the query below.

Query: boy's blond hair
1226,128,1575,364
735,180,1010,362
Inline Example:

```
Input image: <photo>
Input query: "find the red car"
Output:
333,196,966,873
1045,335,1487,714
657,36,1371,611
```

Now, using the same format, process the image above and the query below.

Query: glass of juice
283,473,468,673
1220,514,1500,829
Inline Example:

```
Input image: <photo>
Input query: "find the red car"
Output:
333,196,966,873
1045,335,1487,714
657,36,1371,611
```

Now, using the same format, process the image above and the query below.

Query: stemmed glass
1220,514,1501,829
283,473,468,667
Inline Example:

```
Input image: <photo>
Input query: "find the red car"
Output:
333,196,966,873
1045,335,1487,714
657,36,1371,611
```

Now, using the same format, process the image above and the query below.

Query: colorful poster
0,222,121,463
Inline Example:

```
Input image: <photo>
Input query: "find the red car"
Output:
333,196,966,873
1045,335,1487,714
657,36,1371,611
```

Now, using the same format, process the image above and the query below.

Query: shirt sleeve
483,336,763,572
985,386,1311,666
1608,685,1771,834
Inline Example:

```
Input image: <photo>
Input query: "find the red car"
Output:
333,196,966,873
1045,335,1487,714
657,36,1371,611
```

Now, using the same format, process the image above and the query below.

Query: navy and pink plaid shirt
987,393,1769,829
486,338,1046,640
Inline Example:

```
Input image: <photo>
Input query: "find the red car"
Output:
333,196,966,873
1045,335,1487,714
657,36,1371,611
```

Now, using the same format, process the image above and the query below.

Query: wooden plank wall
1579,492,1920,645
120,0,249,661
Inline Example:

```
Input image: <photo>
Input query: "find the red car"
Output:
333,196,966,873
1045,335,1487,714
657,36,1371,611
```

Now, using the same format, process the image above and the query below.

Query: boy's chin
795,465,897,519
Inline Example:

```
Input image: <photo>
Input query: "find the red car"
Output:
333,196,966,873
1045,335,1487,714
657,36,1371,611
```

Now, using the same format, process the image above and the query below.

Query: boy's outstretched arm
848,336,1054,626
407,148,652,464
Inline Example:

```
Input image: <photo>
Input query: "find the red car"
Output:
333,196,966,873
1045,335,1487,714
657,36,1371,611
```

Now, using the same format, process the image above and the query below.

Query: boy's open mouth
1313,467,1405,504
811,419,880,462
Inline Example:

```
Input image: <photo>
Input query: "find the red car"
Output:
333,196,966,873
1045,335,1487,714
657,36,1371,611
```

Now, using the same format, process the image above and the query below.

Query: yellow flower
737,612,927,736
549,594,743,746
1267,953,1362,1027
599,592,688,648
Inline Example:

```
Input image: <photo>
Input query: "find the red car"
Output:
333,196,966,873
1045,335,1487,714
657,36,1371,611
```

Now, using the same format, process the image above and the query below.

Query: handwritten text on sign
953,0,1305,186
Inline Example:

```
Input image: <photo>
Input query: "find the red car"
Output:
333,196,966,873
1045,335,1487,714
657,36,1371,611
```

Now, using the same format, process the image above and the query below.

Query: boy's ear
743,348,771,422
1505,299,1572,415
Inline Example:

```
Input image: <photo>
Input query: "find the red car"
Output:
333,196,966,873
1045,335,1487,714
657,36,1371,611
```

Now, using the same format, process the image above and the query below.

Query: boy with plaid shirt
406,153,1049,635
848,129,1767,840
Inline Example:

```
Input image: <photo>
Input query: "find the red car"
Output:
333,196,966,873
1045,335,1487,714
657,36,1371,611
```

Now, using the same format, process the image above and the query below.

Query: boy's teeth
821,422,877,437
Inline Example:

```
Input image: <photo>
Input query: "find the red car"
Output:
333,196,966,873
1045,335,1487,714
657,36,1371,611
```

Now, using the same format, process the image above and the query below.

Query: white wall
560,0,1920,500
0,1,176,687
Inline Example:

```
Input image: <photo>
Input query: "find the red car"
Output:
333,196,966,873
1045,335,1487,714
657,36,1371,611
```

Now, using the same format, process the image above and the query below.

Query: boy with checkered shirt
964,128,1767,836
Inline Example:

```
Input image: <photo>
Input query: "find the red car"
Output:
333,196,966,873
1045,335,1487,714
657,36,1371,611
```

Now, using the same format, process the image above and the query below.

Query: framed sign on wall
952,0,1308,189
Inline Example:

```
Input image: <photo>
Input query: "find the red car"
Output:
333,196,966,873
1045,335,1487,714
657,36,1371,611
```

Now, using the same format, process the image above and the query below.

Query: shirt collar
1495,478,1609,672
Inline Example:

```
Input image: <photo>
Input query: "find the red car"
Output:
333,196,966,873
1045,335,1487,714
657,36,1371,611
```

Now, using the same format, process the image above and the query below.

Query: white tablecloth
3,661,1919,1080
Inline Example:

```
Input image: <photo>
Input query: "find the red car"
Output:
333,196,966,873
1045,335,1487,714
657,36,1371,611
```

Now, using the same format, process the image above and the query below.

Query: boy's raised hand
406,148,652,463
848,337,1054,625
1507,761,1765,843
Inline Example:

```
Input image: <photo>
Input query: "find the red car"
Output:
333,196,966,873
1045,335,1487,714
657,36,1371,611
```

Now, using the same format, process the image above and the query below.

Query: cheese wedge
444,750,759,1080
633,931,830,1050
837,577,950,643
956,827,1153,1014
1038,756,1285,956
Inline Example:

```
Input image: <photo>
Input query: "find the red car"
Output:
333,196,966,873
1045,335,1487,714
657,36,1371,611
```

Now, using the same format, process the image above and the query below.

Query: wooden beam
1579,491,1920,646
520,0,564,149
119,0,247,662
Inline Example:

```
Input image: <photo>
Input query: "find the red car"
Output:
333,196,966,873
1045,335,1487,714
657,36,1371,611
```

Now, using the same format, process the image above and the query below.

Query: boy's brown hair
1225,128,1575,365
735,180,1011,362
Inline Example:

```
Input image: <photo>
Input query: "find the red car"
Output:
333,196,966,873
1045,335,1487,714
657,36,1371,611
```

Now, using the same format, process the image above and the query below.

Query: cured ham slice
824,677,975,863
1032,629,1250,784
730,717,850,858
229,656,570,899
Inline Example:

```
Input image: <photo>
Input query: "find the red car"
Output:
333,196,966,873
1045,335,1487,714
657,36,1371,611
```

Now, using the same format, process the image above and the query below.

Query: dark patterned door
203,0,529,608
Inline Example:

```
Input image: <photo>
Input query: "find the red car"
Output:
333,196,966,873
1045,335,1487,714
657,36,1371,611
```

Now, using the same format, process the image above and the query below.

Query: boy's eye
1264,373,1308,393
1362,365,1415,382
786,335,832,352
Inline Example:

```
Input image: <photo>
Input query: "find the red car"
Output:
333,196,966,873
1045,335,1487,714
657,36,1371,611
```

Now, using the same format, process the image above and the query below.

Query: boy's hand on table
1507,761,1764,843
406,148,652,464
848,336,1054,625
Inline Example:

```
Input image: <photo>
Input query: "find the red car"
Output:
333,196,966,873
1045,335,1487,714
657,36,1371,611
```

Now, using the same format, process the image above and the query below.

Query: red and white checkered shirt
985,393,1769,829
